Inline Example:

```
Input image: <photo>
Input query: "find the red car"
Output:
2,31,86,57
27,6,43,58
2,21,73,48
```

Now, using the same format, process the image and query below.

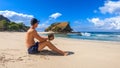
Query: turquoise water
48,32,120,42
51,32,120,42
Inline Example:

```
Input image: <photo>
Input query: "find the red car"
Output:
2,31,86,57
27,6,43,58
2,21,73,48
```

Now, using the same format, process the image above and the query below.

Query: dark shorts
28,42,39,54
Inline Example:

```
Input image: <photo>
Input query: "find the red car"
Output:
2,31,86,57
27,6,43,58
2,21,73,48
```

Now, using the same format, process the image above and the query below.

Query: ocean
50,32,120,42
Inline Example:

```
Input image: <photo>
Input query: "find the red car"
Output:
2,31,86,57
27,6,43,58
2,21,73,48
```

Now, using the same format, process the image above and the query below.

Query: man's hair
30,18,39,25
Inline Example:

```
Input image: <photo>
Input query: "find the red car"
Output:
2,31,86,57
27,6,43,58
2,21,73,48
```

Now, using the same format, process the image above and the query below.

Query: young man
25,18,68,56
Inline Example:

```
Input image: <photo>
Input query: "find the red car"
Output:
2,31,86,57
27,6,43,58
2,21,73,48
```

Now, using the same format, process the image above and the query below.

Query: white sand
0,32,120,68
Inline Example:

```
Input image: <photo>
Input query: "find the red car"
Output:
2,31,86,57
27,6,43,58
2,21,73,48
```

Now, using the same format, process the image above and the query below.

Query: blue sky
0,0,120,32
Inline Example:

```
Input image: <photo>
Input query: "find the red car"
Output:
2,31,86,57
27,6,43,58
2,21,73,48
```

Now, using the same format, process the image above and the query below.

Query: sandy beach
0,32,120,68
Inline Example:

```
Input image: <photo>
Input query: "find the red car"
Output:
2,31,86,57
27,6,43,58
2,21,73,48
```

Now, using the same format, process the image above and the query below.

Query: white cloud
88,16,120,30
88,18,104,26
72,20,97,32
88,1,120,30
49,12,62,19
0,10,34,25
99,1,120,14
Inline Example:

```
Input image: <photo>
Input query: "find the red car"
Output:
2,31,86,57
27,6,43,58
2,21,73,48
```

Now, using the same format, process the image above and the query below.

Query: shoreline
1,31,120,43
55,37,120,46
56,37,120,43
38,32,120,43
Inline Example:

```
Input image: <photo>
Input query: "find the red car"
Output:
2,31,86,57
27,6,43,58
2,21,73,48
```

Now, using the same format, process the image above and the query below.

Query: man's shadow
33,50,74,56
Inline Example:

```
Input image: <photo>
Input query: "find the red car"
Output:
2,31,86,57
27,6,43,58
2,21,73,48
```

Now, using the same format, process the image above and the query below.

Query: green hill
0,15,29,31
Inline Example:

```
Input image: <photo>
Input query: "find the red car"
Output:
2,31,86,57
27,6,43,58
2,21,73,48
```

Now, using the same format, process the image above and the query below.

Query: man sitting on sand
25,18,68,56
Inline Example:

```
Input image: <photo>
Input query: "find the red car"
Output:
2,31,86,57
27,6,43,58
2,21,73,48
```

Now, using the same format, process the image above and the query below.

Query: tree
0,20,9,30
8,23,19,31
18,23,24,29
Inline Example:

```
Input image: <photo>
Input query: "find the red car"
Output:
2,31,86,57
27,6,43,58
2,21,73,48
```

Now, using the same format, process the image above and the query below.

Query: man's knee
41,41,47,44
40,41,50,45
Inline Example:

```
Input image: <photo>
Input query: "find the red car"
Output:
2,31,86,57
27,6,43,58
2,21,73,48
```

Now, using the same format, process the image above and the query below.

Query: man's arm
32,30,48,42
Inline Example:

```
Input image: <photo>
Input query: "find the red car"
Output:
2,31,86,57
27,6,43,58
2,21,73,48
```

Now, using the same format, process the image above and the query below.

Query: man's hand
48,33,54,41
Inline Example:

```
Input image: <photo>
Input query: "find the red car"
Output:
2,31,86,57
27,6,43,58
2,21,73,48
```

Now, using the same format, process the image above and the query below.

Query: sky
0,0,120,32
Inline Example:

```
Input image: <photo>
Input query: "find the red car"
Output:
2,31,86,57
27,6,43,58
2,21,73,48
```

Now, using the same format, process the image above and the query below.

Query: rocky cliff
45,22,73,33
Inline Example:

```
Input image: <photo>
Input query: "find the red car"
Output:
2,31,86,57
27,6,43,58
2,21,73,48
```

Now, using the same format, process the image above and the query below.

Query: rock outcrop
45,22,73,33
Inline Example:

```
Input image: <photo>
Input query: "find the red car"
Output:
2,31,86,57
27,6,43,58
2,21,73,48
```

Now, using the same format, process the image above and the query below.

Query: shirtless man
25,18,67,56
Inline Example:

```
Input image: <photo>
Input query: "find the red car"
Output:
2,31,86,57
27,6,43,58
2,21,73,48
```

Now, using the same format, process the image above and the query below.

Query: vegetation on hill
0,15,29,32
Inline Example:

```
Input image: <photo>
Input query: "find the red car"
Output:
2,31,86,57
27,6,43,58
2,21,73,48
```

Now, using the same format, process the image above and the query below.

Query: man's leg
38,41,67,56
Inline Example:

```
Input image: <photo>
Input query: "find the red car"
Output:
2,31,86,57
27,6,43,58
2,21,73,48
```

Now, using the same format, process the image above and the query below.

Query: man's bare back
26,28,35,48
